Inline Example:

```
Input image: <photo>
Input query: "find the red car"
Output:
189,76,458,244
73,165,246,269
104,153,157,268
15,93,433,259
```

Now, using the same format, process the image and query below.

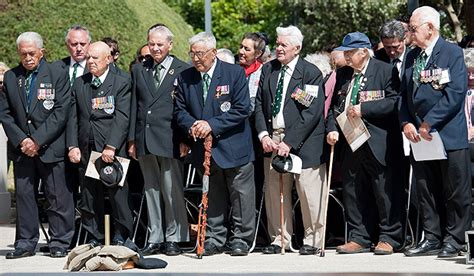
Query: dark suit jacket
375,46,411,80
399,37,468,151
327,58,401,166
1,59,70,163
129,56,190,158
67,70,131,160
254,57,326,168
174,59,254,169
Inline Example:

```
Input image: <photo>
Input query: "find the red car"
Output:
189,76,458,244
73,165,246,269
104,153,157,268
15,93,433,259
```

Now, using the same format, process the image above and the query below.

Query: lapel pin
169,69,174,75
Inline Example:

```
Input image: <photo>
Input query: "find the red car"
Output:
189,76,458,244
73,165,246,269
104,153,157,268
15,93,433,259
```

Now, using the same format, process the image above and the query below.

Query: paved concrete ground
0,223,473,275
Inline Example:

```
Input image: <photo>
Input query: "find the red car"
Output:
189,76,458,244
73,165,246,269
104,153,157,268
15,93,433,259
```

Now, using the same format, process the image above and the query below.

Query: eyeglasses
188,49,213,59
408,22,428,33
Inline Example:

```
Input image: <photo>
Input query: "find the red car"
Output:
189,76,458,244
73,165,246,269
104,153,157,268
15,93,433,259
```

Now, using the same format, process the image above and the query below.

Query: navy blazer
326,59,401,166
174,59,254,169
67,70,131,159
129,56,190,158
399,37,468,151
1,59,71,163
254,57,326,168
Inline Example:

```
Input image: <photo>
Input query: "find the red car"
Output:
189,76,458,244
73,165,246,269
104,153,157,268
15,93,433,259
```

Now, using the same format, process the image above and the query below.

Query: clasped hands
20,138,39,157
261,136,291,157
190,120,212,140
403,121,432,143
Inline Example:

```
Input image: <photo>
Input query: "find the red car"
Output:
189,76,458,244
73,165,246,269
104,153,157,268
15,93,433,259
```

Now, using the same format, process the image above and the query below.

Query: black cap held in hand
94,157,123,187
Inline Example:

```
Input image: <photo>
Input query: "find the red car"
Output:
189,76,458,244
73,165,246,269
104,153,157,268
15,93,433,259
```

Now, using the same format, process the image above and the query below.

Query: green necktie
272,65,287,117
25,72,33,106
71,62,79,86
350,73,362,105
413,51,427,86
91,77,102,88
154,64,163,89
202,73,210,103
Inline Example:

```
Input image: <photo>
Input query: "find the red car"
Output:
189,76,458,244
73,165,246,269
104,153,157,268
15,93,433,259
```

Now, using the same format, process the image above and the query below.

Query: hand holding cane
320,144,334,257
196,135,212,259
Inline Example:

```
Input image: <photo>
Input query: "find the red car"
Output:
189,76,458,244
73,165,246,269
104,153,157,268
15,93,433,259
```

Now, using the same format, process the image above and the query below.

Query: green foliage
0,0,193,70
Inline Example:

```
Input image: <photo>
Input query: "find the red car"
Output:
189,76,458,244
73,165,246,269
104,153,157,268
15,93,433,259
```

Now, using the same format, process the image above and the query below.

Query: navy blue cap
335,32,372,51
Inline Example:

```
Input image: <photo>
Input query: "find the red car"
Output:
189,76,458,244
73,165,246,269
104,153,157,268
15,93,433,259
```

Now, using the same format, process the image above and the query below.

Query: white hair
148,25,174,42
304,53,331,78
412,6,440,30
276,25,303,47
16,32,43,49
216,48,235,64
189,32,216,49
65,25,92,43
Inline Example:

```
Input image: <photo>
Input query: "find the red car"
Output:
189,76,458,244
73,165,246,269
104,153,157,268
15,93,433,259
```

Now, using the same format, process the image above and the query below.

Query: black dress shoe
50,247,68,258
141,243,162,256
203,243,222,256
262,244,282,254
230,242,249,256
299,245,320,255
39,245,50,253
437,243,461,258
404,239,441,257
5,248,34,259
164,242,182,256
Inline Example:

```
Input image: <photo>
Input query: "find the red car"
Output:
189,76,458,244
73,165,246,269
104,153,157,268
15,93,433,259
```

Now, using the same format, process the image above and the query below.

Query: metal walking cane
196,135,212,259
319,144,334,257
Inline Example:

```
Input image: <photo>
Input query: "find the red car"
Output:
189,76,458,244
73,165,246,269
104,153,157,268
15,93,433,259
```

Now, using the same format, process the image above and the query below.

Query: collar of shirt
423,35,440,59
282,55,299,78
154,55,173,73
93,67,109,84
391,45,406,64
69,57,86,69
200,58,217,80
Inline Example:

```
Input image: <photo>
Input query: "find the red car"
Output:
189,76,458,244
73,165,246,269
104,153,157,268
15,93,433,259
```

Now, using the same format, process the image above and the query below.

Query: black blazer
129,56,190,158
67,70,131,160
326,58,401,166
254,57,326,168
1,59,71,163
52,56,89,83
375,46,412,80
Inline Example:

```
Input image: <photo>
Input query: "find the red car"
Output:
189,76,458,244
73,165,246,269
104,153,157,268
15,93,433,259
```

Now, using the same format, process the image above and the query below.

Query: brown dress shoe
374,241,393,255
336,241,370,254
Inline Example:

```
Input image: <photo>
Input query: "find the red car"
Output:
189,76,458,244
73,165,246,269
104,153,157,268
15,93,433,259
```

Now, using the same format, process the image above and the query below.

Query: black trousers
78,145,133,242
13,157,74,251
342,144,403,248
410,148,471,248
204,160,256,248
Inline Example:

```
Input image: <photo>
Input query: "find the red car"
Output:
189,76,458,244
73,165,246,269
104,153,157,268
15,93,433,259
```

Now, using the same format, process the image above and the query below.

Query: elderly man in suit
254,25,327,255
67,41,133,246
327,32,403,255
2,32,74,259
174,32,255,256
54,25,91,86
128,25,190,256
400,6,471,258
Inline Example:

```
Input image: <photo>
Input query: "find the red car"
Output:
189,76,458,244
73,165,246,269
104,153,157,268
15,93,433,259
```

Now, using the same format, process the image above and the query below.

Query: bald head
87,41,111,77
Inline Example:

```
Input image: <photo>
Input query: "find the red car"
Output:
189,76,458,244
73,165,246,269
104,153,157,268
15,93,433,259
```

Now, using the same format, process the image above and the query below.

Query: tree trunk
444,0,463,42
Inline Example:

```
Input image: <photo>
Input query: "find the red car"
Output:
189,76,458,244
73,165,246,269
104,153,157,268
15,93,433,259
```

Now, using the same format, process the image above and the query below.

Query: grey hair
412,6,440,30
16,32,44,49
304,53,331,78
65,25,92,43
148,25,174,42
380,20,405,41
276,25,303,47
189,32,216,49
216,48,235,64
0,62,10,73
464,48,474,68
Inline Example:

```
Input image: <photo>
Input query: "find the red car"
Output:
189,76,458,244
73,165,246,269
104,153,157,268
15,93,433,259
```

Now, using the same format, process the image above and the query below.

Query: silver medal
43,100,54,110
220,101,231,112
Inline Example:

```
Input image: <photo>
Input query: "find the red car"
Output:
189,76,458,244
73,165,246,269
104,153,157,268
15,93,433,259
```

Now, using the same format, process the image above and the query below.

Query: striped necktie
413,51,427,86
71,62,79,86
272,65,288,117
202,73,210,103
350,73,362,105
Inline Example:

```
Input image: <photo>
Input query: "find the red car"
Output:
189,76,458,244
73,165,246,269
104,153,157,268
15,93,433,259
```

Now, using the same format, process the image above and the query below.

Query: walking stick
279,173,285,255
319,144,334,257
196,135,212,259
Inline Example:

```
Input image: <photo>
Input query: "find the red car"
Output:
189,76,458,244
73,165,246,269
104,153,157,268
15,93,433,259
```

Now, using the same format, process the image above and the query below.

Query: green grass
0,0,194,71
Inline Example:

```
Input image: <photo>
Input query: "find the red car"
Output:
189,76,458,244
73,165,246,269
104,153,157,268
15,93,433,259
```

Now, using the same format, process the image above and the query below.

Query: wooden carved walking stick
279,173,285,255
320,144,334,257
196,135,212,259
